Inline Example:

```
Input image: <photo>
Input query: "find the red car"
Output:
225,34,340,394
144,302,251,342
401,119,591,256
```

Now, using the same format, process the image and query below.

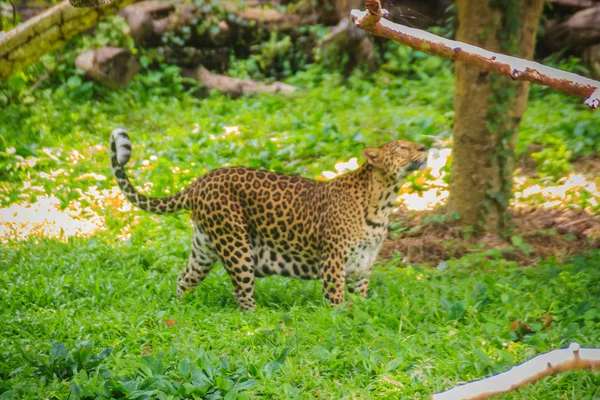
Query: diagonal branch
432,343,600,400
349,1,600,110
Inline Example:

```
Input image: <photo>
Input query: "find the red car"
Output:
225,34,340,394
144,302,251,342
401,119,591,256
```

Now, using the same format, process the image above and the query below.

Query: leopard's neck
333,163,403,228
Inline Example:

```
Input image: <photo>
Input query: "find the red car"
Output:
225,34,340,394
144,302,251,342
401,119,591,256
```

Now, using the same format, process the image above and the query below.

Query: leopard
110,128,427,310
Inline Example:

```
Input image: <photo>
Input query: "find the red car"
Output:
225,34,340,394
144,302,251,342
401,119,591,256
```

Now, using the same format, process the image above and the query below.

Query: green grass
1,43,600,399
1,233,599,399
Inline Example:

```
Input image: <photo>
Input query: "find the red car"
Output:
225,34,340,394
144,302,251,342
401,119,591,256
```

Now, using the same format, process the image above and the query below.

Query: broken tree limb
432,343,600,400
182,66,297,98
349,1,600,109
0,0,137,81
75,47,140,88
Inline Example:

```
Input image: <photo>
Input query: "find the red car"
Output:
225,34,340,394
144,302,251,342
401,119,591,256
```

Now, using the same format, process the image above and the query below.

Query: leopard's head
362,140,427,180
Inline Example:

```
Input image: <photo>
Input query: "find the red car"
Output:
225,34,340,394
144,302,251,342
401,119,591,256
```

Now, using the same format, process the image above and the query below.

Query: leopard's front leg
346,270,372,298
320,253,346,306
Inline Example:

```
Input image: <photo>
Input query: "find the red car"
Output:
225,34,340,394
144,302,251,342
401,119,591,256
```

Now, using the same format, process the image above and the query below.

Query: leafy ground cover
1,236,599,399
1,39,600,398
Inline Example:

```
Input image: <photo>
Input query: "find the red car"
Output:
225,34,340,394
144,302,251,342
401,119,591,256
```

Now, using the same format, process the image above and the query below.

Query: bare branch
432,343,600,400
349,2,600,109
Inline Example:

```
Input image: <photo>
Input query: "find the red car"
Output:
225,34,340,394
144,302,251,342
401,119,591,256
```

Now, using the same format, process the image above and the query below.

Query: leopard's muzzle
407,159,427,172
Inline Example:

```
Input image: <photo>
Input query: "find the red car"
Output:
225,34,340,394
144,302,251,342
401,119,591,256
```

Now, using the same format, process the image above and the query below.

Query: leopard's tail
110,129,191,214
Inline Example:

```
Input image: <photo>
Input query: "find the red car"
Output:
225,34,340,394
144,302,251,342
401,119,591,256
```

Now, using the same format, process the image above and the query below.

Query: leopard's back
190,167,330,280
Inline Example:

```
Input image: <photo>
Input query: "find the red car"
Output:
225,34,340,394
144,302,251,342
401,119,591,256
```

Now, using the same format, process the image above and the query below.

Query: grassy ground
1,237,600,399
1,52,600,398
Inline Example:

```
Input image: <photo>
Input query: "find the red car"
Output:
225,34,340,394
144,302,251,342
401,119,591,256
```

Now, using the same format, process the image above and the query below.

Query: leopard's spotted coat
110,129,427,310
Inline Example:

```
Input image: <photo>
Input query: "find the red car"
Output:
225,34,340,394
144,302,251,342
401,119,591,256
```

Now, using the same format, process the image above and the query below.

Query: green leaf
235,379,258,391
583,309,597,320
511,235,524,247
384,357,404,372
311,345,330,361
178,358,192,378
447,301,466,321
49,342,67,364
263,347,292,378
70,382,82,397
474,349,492,367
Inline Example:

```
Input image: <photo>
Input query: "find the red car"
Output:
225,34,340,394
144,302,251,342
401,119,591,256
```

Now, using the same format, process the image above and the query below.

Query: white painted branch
350,1,600,109
432,343,600,400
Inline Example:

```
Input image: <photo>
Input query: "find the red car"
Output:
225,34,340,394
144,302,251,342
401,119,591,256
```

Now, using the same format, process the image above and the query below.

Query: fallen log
120,0,302,48
182,65,297,98
349,0,600,109
75,47,140,88
0,0,137,81
545,0,593,7
544,5,600,53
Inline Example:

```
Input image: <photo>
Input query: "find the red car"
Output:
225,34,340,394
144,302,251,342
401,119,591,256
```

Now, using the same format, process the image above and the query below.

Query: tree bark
0,0,137,81
446,0,544,233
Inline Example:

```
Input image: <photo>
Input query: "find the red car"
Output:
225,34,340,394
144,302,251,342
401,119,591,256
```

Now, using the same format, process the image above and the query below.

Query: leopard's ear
362,147,383,168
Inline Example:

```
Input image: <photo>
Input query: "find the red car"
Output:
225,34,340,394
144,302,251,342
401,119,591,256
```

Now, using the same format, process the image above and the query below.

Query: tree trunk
447,0,544,233
0,0,137,81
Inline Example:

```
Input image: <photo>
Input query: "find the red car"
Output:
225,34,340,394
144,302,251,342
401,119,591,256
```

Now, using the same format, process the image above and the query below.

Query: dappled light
514,173,599,212
2,144,598,244
397,148,451,211
0,194,107,242
321,157,359,180
321,148,600,213
0,185,134,242
397,149,600,213
209,125,241,141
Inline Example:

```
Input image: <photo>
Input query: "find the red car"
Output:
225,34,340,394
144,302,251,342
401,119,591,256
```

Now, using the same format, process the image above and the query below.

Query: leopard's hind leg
205,214,256,310
177,222,218,296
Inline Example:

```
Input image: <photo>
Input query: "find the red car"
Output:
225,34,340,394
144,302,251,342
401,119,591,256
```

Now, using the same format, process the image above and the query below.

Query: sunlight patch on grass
0,194,106,242
0,185,134,242
392,149,600,214
514,173,600,213
208,125,241,141
397,148,451,211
